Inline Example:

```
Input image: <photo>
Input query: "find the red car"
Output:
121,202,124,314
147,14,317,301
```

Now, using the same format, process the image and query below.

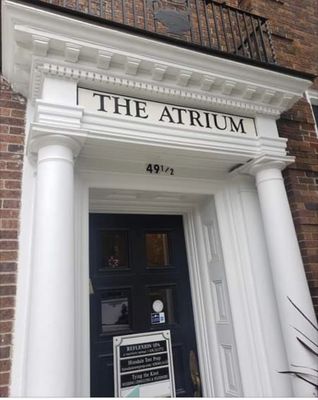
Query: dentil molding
30,60,288,117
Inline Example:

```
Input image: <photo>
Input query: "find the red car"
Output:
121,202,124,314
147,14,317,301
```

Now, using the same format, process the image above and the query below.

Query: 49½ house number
146,163,174,176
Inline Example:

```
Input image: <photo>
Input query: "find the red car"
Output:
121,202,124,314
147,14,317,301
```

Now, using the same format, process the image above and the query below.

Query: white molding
215,182,273,396
194,199,244,396
27,97,293,179
96,50,112,70
125,57,141,76
30,60,282,117
26,98,292,178
305,90,318,136
34,100,84,128
32,35,50,56
183,209,217,397
306,89,318,105
215,187,262,395
177,70,192,87
152,64,167,81
22,78,295,182
64,42,81,63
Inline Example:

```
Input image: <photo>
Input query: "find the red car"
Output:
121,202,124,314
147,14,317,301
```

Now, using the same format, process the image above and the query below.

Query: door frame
73,172,280,397
74,177,222,397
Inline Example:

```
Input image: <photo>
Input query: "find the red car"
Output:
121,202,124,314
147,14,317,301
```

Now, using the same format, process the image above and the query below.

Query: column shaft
255,166,317,397
26,140,75,396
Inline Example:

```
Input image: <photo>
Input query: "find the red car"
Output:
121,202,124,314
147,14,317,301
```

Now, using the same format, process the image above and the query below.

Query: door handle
189,350,202,397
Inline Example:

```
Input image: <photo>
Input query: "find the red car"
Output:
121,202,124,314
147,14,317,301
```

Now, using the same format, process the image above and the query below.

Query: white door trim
74,172,243,397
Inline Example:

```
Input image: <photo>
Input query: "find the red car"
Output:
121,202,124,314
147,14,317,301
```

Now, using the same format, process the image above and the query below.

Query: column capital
28,130,84,159
232,155,295,177
31,134,82,155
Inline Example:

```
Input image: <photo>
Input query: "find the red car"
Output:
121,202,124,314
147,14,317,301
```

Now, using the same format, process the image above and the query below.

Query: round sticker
152,299,164,313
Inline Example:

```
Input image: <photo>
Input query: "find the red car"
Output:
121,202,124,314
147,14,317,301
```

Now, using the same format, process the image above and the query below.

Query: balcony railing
34,0,277,65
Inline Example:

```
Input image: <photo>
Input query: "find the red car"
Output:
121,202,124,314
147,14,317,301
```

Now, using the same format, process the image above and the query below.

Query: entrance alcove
71,163,287,396
84,185,241,397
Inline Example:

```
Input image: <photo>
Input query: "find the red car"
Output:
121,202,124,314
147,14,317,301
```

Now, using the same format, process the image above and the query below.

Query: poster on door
113,330,176,397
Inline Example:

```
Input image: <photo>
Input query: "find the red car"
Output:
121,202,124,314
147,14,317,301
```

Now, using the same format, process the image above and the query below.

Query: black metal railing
202,1,276,63
34,0,277,64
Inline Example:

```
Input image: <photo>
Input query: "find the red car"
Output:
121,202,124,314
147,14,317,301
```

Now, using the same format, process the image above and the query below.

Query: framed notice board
113,330,176,397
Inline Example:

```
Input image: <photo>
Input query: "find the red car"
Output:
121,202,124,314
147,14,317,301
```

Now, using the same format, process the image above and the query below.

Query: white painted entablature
2,0,313,181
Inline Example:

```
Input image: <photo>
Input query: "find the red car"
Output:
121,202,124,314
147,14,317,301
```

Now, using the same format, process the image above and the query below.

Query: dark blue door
89,214,201,397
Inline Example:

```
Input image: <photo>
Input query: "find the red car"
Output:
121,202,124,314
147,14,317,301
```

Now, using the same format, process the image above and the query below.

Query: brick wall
279,100,318,316
38,0,277,63
239,0,318,77
0,76,26,397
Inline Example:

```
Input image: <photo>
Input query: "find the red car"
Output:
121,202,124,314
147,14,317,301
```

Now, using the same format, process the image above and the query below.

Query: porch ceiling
77,135,248,180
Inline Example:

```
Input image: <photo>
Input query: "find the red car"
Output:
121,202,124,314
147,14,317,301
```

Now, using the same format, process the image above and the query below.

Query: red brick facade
0,76,26,397
238,0,318,78
279,102,318,316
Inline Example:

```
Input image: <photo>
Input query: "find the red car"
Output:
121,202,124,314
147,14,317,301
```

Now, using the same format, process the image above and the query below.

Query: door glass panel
145,232,170,267
102,230,129,269
149,286,176,324
101,289,130,333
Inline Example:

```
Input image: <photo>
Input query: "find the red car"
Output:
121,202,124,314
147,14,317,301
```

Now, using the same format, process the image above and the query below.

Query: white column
237,179,292,396
25,135,81,396
251,161,318,397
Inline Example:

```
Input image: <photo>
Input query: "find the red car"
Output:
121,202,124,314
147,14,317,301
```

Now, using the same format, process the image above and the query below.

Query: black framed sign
113,330,176,397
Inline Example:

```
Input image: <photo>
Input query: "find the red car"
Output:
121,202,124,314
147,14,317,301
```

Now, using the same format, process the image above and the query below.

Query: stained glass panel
145,232,170,267
102,230,129,269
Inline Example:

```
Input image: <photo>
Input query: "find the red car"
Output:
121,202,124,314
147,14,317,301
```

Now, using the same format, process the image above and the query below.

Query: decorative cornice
152,64,167,82
97,51,112,70
64,42,81,63
2,0,313,119
32,35,50,56
30,60,289,117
